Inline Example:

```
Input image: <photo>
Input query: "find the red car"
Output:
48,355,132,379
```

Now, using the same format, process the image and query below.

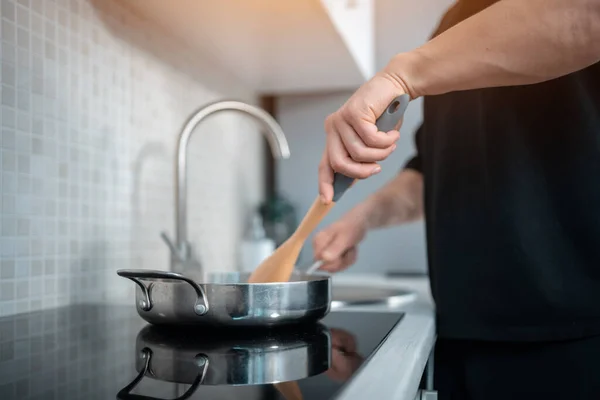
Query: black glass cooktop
0,305,403,400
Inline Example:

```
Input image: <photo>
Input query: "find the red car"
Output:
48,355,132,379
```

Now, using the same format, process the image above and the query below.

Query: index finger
353,118,401,148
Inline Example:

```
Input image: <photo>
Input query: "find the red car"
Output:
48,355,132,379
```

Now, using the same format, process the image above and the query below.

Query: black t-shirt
404,1,600,341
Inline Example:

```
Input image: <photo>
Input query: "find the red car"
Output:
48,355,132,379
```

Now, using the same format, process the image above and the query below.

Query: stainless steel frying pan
117,269,331,327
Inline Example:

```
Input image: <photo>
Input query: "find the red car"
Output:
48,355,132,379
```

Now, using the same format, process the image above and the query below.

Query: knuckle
324,114,336,132
373,149,389,161
330,157,345,171
340,105,358,124
347,143,376,163
351,153,365,163
361,134,379,147
363,129,387,147
373,149,388,161
345,142,361,160
328,241,345,255
354,151,371,163
330,251,344,261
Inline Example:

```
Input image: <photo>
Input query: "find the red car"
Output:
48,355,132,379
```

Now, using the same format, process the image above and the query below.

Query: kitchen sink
330,284,417,309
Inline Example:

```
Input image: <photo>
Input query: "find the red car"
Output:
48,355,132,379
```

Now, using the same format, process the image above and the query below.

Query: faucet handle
160,231,184,263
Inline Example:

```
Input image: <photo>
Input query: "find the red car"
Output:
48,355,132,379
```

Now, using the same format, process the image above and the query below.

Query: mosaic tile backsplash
0,0,268,317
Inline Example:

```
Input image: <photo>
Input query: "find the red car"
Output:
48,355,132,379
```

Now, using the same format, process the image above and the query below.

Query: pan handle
116,269,209,315
116,347,209,400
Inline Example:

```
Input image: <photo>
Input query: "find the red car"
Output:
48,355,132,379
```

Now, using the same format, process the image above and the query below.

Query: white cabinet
321,0,375,80
125,0,375,94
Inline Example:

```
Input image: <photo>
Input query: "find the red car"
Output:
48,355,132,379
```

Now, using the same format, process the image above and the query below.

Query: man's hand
318,73,409,204
313,169,424,273
312,210,369,273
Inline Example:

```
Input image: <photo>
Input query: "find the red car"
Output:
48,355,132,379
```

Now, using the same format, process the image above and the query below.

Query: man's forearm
387,0,600,97
350,169,424,230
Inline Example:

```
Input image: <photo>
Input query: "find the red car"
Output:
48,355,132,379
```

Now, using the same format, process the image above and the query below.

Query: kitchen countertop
330,273,435,400
107,271,437,400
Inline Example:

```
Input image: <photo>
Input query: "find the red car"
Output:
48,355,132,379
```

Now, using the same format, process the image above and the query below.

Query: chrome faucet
161,100,291,273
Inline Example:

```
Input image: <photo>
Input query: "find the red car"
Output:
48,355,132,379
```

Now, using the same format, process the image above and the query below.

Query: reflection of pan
116,323,331,400
117,269,331,327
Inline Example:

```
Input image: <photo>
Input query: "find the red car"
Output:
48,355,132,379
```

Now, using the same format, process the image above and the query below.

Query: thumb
348,74,407,135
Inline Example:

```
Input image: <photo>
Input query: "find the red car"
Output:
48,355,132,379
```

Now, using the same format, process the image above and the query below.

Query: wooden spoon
247,94,410,284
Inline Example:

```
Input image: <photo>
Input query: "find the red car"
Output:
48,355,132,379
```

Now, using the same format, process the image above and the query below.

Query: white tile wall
0,0,268,317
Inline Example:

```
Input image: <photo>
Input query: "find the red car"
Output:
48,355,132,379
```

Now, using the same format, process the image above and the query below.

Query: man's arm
352,122,425,229
313,167,423,272
352,168,424,230
386,0,600,97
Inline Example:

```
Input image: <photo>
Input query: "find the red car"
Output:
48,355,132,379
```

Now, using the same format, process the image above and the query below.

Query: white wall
0,0,265,317
275,0,453,274
375,0,454,69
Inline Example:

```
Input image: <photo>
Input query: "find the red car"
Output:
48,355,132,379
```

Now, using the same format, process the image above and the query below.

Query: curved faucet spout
171,100,291,266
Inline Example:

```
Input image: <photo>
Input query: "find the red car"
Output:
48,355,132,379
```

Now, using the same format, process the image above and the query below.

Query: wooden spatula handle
274,381,303,400
293,197,335,242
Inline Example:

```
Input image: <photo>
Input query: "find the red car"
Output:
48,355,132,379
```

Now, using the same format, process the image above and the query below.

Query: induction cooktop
0,304,404,400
